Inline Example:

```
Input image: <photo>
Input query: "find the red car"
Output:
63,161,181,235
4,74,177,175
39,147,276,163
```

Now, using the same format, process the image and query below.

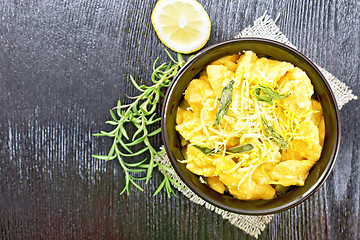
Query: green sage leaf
255,85,290,105
213,80,235,126
226,143,255,153
261,116,289,150
192,145,219,156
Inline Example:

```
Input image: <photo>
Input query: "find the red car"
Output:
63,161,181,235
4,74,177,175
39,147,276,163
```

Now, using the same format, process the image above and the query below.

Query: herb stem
93,51,186,197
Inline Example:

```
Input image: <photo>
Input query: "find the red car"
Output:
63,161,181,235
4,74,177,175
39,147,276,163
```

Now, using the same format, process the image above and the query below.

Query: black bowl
161,38,341,215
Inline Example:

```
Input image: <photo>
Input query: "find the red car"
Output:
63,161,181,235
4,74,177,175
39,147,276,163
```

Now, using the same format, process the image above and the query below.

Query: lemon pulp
152,0,211,54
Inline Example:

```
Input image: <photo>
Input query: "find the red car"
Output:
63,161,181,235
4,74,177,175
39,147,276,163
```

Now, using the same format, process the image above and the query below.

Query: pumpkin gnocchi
175,51,325,200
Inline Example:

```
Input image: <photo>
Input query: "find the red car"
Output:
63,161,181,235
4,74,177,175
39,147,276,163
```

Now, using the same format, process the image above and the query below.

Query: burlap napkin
157,12,358,239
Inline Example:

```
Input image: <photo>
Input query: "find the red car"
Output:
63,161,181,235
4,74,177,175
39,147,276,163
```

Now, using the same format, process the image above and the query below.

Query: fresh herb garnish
226,143,255,153
193,143,254,155
213,80,235,126
261,116,289,150
254,85,290,105
92,50,185,198
192,145,219,155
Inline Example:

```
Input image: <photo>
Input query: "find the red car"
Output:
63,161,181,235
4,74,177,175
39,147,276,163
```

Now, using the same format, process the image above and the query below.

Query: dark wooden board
0,0,359,239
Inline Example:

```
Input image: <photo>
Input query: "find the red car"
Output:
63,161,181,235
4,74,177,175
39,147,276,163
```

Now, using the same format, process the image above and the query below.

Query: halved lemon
151,0,211,54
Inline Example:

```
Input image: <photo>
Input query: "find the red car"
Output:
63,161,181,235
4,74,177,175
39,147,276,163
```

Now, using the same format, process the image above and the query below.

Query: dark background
0,0,359,239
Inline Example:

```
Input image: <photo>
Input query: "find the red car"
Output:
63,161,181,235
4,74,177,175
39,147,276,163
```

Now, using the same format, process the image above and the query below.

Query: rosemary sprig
92,50,186,197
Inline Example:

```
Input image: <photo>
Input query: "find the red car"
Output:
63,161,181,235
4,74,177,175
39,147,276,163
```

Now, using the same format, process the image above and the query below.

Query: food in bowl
175,50,325,200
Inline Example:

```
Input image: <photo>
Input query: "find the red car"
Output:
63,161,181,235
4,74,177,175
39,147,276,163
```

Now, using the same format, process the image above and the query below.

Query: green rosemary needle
92,50,185,197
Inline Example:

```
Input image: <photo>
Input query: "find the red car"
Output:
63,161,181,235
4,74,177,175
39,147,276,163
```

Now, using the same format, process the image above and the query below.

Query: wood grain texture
0,0,359,239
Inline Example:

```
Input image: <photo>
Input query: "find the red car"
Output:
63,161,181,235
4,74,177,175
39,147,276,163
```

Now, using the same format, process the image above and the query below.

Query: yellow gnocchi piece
269,160,315,186
185,146,216,177
210,54,240,72
184,79,216,111
278,67,314,114
175,108,207,143
310,99,323,125
318,116,325,147
206,65,234,96
219,170,276,200
235,50,258,77
285,120,322,161
201,98,218,125
207,176,226,194
251,162,276,185
253,57,294,86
